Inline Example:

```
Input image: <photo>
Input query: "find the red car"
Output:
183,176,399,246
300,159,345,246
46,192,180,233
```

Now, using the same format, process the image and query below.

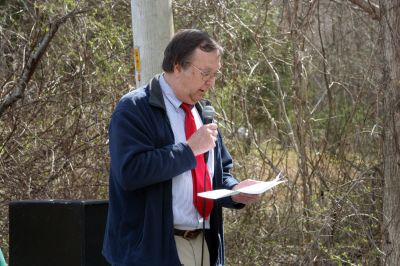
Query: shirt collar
159,73,183,111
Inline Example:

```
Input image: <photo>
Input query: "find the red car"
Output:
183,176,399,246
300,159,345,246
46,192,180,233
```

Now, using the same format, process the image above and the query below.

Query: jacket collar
148,75,166,110
148,74,209,116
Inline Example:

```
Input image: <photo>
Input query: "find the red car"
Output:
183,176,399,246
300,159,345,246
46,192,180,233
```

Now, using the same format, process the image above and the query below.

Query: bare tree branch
0,9,87,117
347,0,381,20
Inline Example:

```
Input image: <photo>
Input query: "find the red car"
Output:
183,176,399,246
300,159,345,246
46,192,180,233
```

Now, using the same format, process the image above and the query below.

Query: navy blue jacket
103,75,244,266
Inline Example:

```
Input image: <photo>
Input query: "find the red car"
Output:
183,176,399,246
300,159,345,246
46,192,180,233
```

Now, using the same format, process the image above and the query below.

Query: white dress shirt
159,74,214,230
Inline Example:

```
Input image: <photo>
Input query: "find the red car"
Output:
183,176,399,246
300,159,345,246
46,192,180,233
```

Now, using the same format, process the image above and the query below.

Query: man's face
174,48,221,105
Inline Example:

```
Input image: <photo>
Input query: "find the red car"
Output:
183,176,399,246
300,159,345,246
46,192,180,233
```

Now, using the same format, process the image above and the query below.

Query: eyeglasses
190,64,222,81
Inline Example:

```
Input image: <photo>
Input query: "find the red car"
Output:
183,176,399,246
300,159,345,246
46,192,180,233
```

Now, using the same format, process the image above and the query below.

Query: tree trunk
381,0,400,265
130,0,174,87
290,0,312,236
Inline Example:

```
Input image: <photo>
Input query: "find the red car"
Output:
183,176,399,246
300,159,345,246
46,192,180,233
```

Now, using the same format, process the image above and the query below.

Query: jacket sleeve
109,107,196,191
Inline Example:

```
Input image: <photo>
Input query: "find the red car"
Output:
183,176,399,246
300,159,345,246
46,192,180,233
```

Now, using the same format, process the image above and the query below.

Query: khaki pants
174,232,210,266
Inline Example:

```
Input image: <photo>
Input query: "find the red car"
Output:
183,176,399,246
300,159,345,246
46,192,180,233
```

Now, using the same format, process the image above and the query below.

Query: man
103,29,261,266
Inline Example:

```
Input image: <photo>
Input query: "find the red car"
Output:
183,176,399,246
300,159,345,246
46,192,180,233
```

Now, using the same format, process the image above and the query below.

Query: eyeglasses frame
188,63,222,81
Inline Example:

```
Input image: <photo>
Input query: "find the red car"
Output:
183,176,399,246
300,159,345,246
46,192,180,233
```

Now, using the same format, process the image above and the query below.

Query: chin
192,98,203,104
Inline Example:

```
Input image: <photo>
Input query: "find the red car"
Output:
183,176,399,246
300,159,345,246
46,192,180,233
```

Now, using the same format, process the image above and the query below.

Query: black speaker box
9,199,110,266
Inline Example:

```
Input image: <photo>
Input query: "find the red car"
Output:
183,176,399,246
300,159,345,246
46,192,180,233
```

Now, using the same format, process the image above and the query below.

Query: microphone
202,105,215,163
202,105,215,125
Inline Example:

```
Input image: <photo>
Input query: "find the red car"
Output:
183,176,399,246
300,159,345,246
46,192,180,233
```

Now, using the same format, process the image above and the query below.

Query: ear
173,64,182,73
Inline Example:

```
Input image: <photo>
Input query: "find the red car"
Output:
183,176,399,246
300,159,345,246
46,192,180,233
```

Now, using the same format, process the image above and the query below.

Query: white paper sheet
198,172,286,200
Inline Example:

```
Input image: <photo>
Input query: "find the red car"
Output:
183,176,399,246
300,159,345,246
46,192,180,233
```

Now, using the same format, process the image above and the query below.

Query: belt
174,229,202,240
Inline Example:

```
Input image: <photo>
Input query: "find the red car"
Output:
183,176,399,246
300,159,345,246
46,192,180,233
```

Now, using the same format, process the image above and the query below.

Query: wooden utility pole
130,0,174,87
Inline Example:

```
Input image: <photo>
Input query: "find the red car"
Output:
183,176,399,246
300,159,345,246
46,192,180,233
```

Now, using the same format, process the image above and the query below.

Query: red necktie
181,103,214,219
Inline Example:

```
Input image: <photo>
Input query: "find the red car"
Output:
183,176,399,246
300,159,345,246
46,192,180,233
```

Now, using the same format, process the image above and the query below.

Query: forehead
190,48,221,69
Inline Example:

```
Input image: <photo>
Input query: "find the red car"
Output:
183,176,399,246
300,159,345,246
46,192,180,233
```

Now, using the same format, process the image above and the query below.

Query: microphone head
202,105,215,124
